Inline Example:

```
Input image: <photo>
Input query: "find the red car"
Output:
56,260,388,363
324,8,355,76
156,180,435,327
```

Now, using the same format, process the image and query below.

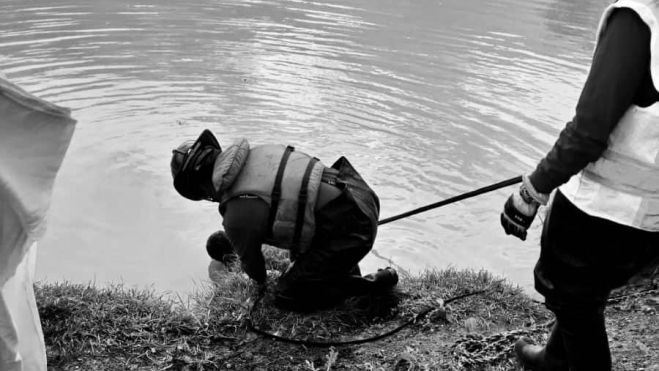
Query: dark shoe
514,338,568,371
369,267,398,290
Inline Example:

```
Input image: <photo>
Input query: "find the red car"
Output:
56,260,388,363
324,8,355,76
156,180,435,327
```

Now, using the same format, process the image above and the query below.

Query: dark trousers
275,191,381,311
275,157,382,311
535,191,659,370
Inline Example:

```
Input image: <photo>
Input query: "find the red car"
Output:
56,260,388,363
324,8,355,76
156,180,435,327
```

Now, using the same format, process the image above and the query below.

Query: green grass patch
34,247,574,370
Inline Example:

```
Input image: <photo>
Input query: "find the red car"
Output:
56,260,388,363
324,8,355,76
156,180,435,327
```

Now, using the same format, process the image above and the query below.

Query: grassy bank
36,248,658,370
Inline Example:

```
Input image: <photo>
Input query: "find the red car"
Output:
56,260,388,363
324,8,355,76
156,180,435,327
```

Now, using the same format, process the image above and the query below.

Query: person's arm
221,197,269,284
529,8,652,194
501,8,654,240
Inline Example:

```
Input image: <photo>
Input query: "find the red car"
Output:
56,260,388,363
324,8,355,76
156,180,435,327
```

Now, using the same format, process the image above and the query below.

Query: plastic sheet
0,76,76,370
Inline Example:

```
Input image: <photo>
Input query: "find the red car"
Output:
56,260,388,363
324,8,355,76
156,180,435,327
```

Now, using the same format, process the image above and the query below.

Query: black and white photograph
1,0,657,370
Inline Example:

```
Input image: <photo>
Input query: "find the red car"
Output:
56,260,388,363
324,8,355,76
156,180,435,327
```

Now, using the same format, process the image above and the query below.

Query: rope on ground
450,320,554,368
244,176,524,347
246,289,489,347
607,287,658,304
451,281,659,367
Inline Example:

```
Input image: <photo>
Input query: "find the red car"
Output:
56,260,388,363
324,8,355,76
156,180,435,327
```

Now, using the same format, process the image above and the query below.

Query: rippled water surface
1,0,608,296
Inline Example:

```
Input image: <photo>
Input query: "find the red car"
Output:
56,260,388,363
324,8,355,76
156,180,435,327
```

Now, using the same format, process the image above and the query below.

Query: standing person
171,129,398,312
500,1,659,370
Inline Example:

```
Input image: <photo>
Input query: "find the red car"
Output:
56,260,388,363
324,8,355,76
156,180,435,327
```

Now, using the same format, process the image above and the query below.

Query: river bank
36,248,658,370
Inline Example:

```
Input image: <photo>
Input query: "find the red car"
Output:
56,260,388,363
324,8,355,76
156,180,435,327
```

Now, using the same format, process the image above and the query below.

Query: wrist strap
522,175,549,205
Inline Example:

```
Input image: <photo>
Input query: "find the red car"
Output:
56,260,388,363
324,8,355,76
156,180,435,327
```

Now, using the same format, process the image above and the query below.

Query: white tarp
0,76,76,371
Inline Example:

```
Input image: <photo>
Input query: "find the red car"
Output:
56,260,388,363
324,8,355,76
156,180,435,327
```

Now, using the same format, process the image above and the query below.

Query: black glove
501,175,549,241
500,192,537,240
206,230,238,266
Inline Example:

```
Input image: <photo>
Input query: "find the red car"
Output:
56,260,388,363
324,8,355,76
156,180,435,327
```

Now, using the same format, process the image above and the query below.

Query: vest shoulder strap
268,145,294,238
293,157,320,246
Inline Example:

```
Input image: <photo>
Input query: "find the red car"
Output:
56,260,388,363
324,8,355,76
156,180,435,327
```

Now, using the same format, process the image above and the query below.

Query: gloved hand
206,230,238,266
500,191,538,241
500,176,549,241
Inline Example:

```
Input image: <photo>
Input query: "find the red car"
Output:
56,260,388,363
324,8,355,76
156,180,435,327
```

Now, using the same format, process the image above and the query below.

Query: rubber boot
515,324,568,371
364,267,398,291
554,307,612,370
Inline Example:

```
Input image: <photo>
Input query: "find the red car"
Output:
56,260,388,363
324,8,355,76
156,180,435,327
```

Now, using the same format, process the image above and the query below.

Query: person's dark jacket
529,8,659,194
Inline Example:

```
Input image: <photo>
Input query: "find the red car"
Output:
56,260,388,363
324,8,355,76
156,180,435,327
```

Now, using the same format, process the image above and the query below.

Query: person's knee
206,230,237,265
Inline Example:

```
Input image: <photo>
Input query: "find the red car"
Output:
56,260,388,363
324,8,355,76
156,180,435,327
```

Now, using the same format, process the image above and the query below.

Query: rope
378,175,522,225
607,287,658,304
453,281,659,367
244,176,523,346
451,320,554,367
246,289,489,347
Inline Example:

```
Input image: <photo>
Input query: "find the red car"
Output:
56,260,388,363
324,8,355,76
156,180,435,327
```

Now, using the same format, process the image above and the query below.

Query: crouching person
171,129,398,311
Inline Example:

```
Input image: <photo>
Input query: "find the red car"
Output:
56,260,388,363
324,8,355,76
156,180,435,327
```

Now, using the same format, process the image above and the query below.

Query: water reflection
0,0,608,296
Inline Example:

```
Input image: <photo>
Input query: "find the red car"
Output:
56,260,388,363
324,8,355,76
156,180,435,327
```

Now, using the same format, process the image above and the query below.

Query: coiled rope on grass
246,288,489,347
246,175,523,346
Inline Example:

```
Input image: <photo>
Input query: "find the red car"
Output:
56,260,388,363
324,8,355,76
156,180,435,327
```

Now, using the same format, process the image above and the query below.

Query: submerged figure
171,129,397,311
501,1,659,370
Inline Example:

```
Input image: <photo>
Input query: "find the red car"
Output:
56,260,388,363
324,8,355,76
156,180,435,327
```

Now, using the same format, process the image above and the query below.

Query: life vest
559,0,659,231
215,143,325,252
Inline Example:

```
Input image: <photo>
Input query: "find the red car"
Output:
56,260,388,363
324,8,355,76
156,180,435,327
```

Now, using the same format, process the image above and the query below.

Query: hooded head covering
171,129,221,201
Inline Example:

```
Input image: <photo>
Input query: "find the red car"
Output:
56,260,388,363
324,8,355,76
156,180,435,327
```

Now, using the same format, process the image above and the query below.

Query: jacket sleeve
221,198,269,284
528,8,652,194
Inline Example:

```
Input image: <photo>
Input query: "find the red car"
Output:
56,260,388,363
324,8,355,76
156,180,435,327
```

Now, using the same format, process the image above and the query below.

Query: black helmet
171,129,221,200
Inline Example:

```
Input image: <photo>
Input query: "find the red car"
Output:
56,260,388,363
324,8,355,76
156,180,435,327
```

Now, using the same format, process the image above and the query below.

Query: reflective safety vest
218,144,325,252
559,0,659,231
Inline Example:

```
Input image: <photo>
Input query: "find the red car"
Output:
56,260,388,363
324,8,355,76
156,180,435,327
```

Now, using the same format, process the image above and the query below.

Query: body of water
0,0,608,297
